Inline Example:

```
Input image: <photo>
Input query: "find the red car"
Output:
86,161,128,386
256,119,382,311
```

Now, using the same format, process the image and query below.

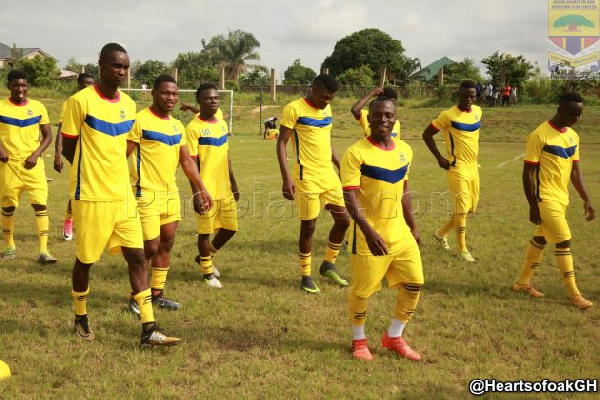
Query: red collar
94,84,120,103
367,136,395,151
548,120,567,133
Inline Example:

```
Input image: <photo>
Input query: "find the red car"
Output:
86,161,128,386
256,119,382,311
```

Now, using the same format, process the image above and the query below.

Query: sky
0,0,553,82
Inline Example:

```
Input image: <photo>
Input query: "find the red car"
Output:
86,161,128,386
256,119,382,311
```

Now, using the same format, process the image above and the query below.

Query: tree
240,69,270,86
321,29,406,78
201,30,264,82
172,52,218,88
553,14,595,31
394,57,424,85
336,65,375,86
443,58,483,85
283,59,316,85
481,51,534,86
134,60,168,86
14,55,60,87
65,57,83,73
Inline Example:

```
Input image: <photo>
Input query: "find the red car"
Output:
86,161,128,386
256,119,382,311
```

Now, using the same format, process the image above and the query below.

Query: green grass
1,89,600,398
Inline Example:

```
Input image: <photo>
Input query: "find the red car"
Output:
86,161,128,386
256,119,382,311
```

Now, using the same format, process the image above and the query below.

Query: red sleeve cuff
572,159,579,162
61,132,78,139
190,155,198,159
343,186,360,191
429,123,440,133
524,160,539,165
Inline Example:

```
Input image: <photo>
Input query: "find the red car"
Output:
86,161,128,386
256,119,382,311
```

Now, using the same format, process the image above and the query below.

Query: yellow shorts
534,201,570,244
349,237,423,298
196,194,238,234
72,199,144,264
0,159,48,208
447,166,479,214
294,179,345,220
137,192,181,241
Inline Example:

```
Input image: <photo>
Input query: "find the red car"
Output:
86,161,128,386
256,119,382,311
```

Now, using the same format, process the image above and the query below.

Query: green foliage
443,58,483,85
240,69,270,86
393,57,424,85
64,57,82,73
13,55,60,87
201,29,264,82
336,65,375,86
133,60,169,86
481,51,534,87
321,28,405,78
173,52,219,89
283,59,316,85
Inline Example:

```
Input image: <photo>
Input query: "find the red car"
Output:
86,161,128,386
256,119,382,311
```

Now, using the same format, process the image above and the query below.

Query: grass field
0,88,599,399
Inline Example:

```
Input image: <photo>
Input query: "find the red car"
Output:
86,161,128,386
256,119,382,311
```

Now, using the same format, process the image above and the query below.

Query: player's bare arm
350,87,383,120
180,103,200,114
54,122,64,173
179,145,212,213
522,162,541,225
0,142,8,162
227,152,239,202
422,124,450,170
343,188,388,256
25,123,52,170
401,181,421,247
276,125,295,200
570,160,595,221
331,143,341,172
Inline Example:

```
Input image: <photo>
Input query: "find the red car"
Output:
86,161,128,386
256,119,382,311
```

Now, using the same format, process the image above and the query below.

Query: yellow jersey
524,120,579,205
280,98,338,185
128,107,186,196
186,116,230,200
430,105,482,167
61,84,136,201
193,108,223,121
358,109,400,138
0,98,49,160
341,137,413,256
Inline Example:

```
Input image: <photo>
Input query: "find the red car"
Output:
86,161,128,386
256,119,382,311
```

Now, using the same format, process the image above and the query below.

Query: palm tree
392,57,426,86
202,30,265,82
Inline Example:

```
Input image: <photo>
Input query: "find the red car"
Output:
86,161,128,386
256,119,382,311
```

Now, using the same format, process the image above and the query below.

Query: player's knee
145,239,160,258
300,220,316,237
1,206,15,215
31,203,47,212
533,236,547,246
159,237,175,253
556,239,570,249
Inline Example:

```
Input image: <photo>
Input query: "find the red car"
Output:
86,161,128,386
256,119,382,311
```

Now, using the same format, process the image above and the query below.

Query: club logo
120,108,126,120
26,109,33,116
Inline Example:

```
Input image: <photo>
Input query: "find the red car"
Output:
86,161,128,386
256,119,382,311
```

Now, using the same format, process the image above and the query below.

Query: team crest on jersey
399,152,407,165
221,126,227,134
172,124,179,134
120,108,126,120
26,108,33,116
474,114,480,120
569,136,575,145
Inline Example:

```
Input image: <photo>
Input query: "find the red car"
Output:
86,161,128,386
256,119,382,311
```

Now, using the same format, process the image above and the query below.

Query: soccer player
126,74,213,314
61,43,179,347
186,83,238,289
422,80,482,262
341,96,423,361
277,74,350,294
512,92,595,310
54,73,95,241
0,70,57,264
350,86,401,138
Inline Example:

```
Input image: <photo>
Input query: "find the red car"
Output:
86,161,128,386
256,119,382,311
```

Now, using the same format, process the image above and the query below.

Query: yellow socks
209,242,218,258
35,209,49,254
454,213,468,252
438,216,454,237
134,288,155,324
394,283,422,323
71,288,90,316
151,265,169,291
555,248,580,298
324,241,342,264
299,252,312,276
517,240,545,285
349,293,368,325
199,255,213,275
2,208,15,248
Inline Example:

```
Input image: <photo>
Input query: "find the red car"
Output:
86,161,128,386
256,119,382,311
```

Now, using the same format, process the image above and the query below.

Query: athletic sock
438,216,454,237
394,283,422,324
151,265,169,291
199,255,213,275
454,213,467,252
555,248,580,298
387,319,406,338
1,208,15,248
35,209,49,254
299,252,312,276
71,288,90,316
324,241,342,264
349,293,367,339
134,288,155,325
517,240,545,285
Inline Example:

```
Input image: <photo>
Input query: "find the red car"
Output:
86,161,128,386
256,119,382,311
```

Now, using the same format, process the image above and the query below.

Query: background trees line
2,28,599,104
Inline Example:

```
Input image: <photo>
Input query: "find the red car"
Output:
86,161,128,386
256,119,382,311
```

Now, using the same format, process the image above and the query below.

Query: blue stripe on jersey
85,115,134,136
360,163,409,184
542,144,577,159
136,146,142,197
450,120,481,132
297,116,332,128
0,115,41,128
142,130,182,146
198,134,228,147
